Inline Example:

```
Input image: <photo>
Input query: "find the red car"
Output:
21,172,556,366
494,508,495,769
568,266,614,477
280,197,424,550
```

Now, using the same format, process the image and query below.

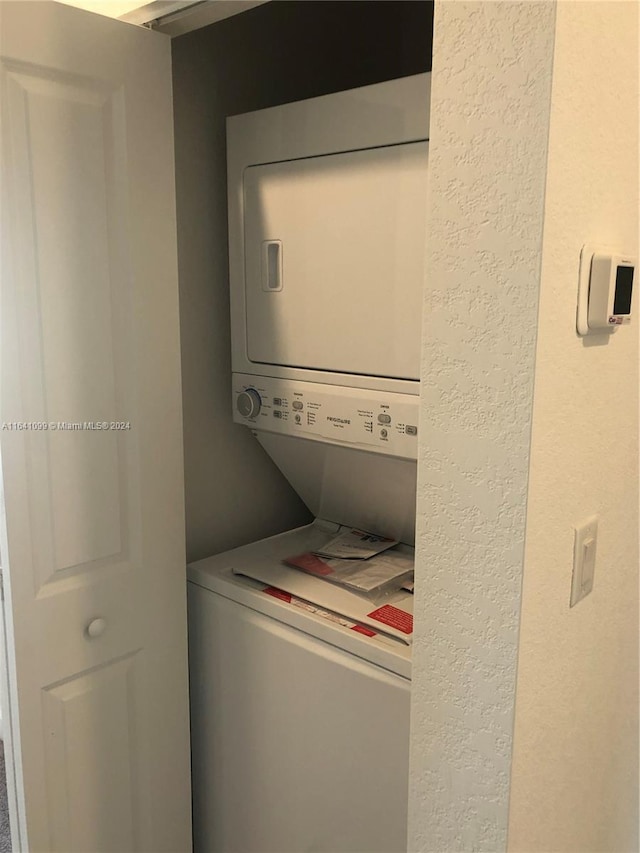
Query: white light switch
570,517,598,607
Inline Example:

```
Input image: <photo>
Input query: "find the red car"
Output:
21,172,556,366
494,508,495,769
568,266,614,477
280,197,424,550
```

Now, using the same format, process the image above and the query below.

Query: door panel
43,654,140,853
0,4,191,851
5,59,136,593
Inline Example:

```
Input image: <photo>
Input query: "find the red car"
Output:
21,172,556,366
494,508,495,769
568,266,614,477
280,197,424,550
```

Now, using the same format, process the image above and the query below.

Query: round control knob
237,388,262,419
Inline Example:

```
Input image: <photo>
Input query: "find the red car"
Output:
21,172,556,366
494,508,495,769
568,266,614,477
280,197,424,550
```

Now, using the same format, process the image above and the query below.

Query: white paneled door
0,3,191,851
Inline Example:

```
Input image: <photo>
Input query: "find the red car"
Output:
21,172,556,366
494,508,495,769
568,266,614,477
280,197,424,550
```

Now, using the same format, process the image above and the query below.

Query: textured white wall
508,2,639,851
408,2,556,850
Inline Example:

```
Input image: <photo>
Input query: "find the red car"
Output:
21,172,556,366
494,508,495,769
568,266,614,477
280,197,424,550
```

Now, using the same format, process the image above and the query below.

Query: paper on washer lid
231,560,413,645
313,527,398,560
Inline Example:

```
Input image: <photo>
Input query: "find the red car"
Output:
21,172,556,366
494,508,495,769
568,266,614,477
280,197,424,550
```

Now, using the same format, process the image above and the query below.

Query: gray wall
172,0,433,562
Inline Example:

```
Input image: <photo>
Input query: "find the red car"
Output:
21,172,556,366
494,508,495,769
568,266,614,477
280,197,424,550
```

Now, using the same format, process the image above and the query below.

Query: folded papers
285,528,413,600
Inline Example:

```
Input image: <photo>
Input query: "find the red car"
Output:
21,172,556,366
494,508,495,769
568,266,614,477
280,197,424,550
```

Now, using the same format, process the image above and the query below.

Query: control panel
232,373,420,460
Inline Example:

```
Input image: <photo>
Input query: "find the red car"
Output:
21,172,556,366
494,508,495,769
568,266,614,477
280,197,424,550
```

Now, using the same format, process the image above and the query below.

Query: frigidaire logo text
327,416,350,425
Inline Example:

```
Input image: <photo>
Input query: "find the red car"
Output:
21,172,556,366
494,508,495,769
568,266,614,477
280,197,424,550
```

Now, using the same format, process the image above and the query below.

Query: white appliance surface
231,378,421,544
243,141,428,380
188,522,411,853
228,72,430,396
187,521,412,676
255,433,418,545
233,373,420,460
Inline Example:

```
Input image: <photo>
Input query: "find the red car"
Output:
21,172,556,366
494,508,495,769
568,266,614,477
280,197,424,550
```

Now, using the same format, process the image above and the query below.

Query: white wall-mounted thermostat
577,245,636,336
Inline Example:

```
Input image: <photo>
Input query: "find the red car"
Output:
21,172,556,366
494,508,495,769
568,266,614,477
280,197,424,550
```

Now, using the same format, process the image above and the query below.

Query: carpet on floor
0,741,12,852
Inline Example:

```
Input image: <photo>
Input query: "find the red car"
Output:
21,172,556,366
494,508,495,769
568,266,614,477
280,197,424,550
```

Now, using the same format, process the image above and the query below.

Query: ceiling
56,0,146,17
55,0,268,34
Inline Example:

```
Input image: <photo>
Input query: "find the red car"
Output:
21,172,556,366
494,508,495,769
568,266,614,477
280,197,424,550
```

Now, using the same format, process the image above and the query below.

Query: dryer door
243,141,428,381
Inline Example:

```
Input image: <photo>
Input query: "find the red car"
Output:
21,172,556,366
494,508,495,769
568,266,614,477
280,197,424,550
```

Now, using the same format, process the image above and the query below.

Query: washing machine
188,521,412,853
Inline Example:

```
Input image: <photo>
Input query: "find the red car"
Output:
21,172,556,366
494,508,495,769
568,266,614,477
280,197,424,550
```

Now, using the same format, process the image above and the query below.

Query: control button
406,425,418,436
292,400,304,411
236,388,262,419
273,410,282,419
377,413,391,424
272,397,282,407
380,428,388,438
294,414,302,424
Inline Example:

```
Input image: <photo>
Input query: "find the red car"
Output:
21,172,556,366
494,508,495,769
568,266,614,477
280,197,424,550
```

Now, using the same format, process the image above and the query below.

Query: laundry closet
172,1,434,564
172,5,433,850
0,3,437,850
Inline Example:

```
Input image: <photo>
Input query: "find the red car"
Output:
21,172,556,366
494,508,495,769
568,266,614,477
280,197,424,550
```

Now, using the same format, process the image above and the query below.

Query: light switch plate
570,516,598,607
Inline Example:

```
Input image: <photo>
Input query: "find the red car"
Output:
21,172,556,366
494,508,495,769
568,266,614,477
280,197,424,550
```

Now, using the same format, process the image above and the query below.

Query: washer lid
187,521,412,679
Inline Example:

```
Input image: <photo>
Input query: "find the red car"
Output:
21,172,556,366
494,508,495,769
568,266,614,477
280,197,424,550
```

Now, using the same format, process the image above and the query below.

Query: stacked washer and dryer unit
188,73,431,853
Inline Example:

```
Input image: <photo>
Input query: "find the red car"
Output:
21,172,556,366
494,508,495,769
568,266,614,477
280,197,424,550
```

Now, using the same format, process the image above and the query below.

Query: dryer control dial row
233,373,419,461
